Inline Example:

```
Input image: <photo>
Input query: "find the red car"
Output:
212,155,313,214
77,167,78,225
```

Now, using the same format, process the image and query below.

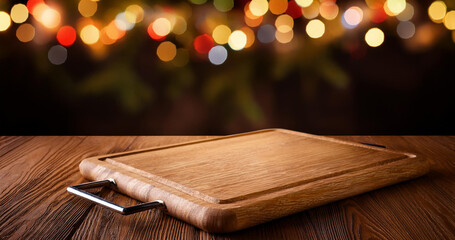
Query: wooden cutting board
78,129,430,233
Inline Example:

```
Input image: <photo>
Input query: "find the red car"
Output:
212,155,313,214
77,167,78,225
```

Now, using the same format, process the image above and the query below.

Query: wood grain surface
0,136,454,239
78,129,429,232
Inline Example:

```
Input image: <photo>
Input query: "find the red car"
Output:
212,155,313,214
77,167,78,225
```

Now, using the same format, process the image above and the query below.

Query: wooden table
1,136,454,239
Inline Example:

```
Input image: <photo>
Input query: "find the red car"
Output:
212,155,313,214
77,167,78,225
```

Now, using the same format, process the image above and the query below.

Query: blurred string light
306,19,325,38
0,0,454,66
157,41,177,62
397,21,415,39
48,45,67,65
342,6,363,29
428,1,446,23
228,30,247,50
365,28,384,47
0,11,11,31
11,4,29,24
208,45,228,65
16,23,35,42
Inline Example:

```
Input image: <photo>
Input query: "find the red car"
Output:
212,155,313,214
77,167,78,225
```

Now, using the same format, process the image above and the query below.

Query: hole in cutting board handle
360,142,386,148
67,179,166,215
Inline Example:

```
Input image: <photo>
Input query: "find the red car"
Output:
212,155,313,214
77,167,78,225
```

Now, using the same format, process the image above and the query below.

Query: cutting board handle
67,179,166,215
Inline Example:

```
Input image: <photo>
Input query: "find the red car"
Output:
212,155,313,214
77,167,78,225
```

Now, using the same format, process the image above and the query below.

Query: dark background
1,0,454,135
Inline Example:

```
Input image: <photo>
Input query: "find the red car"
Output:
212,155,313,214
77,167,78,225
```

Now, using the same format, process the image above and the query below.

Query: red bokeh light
56,26,77,47
193,34,214,54
147,24,166,41
26,0,45,14
371,7,387,23
286,1,303,19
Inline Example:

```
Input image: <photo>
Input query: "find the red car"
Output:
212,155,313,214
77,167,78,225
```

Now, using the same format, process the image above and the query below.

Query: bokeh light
276,29,294,43
286,1,303,19
258,24,276,43
397,21,415,39
306,19,325,38
342,6,363,29
16,23,35,42
444,11,455,30
396,3,414,21
275,14,294,33
125,5,144,24
241,26,255,48
249,0,269,17
319,1,339,20
269,0,288,15
115,12,134,31
80,24,100,45
48,45,67,65
0,11,11,32
365,27,384,47
33,4,61,29
57,26,77,47
428,1,446,23
190,0,207,4
78,0,97,18
212,25,231,45
208,46,228,65
157,41,177,62
384,0,406,16
26,0,44,14
106,21,126,41
172,17,187,35
296,0,313,8
302,1,320,19
152,18,172,36
194,34,214,53
11,4,29,24
213,0,234,12
245,14,263,27
228,30,247,51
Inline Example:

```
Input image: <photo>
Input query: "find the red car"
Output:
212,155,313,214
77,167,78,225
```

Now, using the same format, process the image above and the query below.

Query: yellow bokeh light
16,23,35,42
296,0,313,8
384,0,406,16
428,1,446,23
240,26,255,48
78,0,97,17
365,27,384,47
157,41,177,62
269,0,288,15
249,0,269,17
444,11,455,30
172,16,187,35
34,4,61,29
320,2,339,20
125,5,144,24
11,4,29,24
302,1,320,19
306,19,325,38
80,25,100,45
276,29,294,43
153,18,172,36
275,14,294,33
212,25,231,44
228,30,247,51
0,11,11,32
